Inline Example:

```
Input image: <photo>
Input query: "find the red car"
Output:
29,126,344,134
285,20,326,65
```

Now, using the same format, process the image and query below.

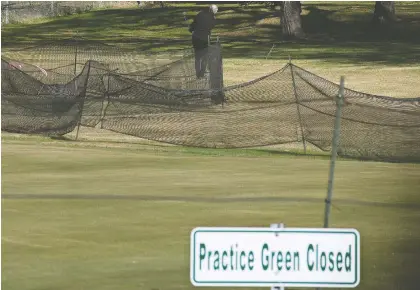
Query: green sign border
191,228,359,287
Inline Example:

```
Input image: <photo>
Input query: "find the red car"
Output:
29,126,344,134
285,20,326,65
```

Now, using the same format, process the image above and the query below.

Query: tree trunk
280,1,304,39
373,1,397,25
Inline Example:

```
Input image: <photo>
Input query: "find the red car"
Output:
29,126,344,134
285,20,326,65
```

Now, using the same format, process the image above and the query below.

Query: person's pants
192,35,209,79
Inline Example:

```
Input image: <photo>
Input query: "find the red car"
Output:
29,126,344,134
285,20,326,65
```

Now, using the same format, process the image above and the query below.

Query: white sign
190,227,360,288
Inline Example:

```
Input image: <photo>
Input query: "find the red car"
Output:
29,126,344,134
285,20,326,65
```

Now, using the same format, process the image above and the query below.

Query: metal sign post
271,223,285,290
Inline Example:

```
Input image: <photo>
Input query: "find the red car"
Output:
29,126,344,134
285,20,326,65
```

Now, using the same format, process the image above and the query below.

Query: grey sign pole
270,223,285,290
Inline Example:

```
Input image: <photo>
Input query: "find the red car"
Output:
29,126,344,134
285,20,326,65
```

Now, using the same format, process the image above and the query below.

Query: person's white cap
210,4,218,14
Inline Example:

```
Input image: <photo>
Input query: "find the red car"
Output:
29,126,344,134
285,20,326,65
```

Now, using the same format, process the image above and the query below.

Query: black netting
292,65,420,162
2,40,419,162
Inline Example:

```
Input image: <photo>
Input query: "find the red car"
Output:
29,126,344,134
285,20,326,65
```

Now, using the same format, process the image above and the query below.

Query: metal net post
323,76,345,228
317,76,345,290
289,57,307,154
208,40,225,106
75,61,91,141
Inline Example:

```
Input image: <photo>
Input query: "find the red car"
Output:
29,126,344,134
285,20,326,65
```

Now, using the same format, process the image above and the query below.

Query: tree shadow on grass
50,135,74,141
389,181,420,289
302,5,420,44
1,4,271,46
223,3,420,64
2,3,420,65
252,148,420,164
221,4,420,64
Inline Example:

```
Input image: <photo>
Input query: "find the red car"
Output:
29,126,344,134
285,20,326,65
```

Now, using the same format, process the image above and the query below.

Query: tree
373,1,397,25
279,1,304,39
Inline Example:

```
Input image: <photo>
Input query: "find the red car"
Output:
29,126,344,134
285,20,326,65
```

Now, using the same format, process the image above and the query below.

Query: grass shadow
2,2,420,65
49,135,75,141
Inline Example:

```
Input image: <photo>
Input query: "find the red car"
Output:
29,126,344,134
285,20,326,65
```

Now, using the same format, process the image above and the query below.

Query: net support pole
322,76,345,228
75,62,91,141
289,56,307,154
73,35,78,111
100,72,110,129
208,40,224,107
74,34,78,76
73,35,80,140
100,69,117,129
317,76,344,290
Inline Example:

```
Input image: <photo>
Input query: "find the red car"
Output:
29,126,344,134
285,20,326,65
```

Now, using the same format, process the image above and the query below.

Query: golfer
189,4,218,79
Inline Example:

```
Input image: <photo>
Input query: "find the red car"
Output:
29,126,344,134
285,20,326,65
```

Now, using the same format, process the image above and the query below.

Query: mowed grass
2,135,420,290
2,2,420,290
222,58,420,98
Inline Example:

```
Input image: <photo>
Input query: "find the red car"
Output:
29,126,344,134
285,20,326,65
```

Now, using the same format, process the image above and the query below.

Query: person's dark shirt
189,9,216,41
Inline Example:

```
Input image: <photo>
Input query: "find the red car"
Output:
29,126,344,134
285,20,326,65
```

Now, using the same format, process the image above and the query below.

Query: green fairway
2,135,420,290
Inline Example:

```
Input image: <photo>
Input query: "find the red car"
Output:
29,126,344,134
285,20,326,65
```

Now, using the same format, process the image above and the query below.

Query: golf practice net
2,39,420,162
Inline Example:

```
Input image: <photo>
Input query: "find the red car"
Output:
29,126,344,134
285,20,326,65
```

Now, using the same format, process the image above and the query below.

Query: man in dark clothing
189,5,218,79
